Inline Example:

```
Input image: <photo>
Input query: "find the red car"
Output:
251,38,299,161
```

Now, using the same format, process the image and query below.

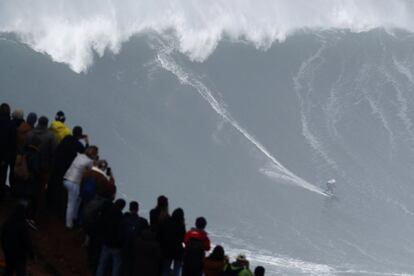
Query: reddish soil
0,196,92,276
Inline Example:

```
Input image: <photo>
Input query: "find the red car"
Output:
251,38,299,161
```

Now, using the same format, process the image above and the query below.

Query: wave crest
1,0,413,72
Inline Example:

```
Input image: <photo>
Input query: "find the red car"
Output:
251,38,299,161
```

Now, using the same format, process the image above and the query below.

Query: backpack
223,265,244,276
183,238,205,273
14,154,29,181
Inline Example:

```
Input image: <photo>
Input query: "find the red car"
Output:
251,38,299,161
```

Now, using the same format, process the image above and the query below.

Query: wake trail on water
152,39,327,196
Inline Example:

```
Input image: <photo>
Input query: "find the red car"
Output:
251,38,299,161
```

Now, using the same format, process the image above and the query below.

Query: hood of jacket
50,121,70,143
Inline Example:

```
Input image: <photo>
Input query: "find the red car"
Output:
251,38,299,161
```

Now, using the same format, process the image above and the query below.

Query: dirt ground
0,195,92,276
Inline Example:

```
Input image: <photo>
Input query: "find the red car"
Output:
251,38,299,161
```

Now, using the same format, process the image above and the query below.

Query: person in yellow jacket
50,111,70,144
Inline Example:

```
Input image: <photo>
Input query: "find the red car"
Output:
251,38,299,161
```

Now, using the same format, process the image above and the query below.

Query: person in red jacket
182,217,211,276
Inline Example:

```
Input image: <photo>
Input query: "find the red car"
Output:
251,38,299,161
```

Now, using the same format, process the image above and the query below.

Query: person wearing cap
47,126,89,212
224,254,253,276
324,179,336,195
50,110,71,144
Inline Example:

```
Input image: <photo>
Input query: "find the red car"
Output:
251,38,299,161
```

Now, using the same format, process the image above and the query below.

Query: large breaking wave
4,1,414,275
1,0,414,72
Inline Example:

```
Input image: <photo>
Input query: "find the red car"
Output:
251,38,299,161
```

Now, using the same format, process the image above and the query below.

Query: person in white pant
63,146,98,228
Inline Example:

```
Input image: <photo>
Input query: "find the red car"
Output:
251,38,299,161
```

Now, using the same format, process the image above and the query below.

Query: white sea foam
1,0,414,72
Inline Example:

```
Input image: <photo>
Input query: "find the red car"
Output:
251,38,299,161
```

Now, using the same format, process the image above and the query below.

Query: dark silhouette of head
129,201,139,214
254,266,265,276
157,195,168,209
195,217,207,230
172,208,185,224
114,198,126,211
38,116,49,128
209,245,225,261
26,112,37,128
0,103,11,118
12,109,24,120
72,126,84,139
235,254,249,267
55,110,66,123
96,160,108,171
85,146,99,160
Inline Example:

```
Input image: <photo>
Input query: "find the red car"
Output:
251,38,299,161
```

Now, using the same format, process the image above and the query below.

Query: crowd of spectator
0,102,266,276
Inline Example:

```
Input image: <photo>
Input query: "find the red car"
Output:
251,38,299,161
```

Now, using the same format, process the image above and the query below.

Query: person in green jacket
49,111,70,144
224,254,253,276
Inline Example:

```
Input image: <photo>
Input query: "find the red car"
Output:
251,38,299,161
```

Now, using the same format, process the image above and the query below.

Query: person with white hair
325,179,336,195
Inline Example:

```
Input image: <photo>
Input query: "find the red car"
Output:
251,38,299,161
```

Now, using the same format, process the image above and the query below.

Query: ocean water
2,1,414,275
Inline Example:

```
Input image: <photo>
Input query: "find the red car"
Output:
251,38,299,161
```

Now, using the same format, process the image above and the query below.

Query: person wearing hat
223,254,253,276
47,126,89,213
50,110,71,144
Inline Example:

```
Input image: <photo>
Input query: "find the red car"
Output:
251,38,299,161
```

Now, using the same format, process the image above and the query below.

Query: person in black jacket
96,198,126,276
1,203,34,276
0,103,13,200
47,126,88,214
159,208,186,276
133,229,162,276
24,137,43,228
121,201,149,276
149,195,169,233
8,109,25,194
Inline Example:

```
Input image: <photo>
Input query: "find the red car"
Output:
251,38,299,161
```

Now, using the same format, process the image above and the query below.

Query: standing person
27,116,56,205
159,208,186,276
80,160,115,204
26,112,37,129
0,103,13,200
204,245,226,276
1,204,34,276
48,126,89,213
9,109,25,193
83,196,112,273
50,110,71,144
149,195,169,233
63,146,98,228
16,114,31,152
14,136,42,230
121,201,149,276
78,160,116,227
224,255,253,276
96,198,126,276
182,217,211,276
133,229,162,276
